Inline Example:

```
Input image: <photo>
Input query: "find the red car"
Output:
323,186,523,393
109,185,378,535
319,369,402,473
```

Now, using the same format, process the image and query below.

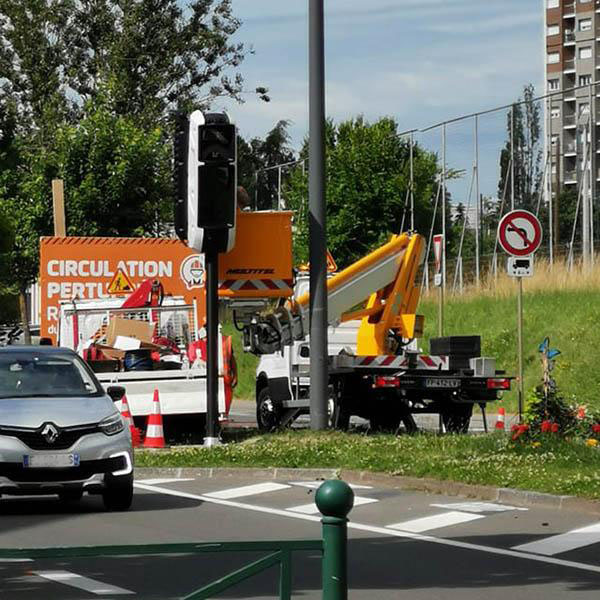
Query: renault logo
41,423,59,444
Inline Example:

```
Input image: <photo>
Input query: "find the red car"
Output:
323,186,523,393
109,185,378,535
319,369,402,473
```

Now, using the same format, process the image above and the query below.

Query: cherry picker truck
233,232,511,434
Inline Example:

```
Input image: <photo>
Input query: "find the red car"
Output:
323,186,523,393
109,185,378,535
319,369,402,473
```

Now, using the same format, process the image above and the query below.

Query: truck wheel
329,398,350,431
441,404,473,434
256,387,282,432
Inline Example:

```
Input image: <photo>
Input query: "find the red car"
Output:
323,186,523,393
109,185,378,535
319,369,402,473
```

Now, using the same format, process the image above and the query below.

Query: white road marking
135,478,195,485
0,558,32,562
134,482,600,575
204,482,291,499
33,571,134,595
287,496,378,514
387,511,485,533
512,522,600,556
289,481,373,490
430,501,528,514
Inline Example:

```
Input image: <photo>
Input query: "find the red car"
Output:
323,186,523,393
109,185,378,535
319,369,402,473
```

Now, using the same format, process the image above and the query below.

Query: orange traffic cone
120,394,140,447
143,389,166,448
495,407,506,431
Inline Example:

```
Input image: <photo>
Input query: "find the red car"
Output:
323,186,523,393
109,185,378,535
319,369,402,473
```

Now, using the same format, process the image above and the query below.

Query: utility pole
474,116,480,286
308,0,328,430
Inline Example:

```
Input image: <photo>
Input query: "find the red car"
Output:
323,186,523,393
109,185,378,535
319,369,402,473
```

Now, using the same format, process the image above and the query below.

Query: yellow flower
531,442,541,448
586,439,598,447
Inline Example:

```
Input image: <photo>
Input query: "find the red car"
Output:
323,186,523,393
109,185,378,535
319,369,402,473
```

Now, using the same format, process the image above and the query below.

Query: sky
217,0,544,205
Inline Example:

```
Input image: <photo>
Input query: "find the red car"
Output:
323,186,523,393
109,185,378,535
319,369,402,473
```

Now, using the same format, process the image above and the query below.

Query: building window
579,47,593,60
548,52,560,64
551,107,561,118
579,19,592,32
547,0,559,7
579,74,592,86
548,25,560,36
548,79,560,91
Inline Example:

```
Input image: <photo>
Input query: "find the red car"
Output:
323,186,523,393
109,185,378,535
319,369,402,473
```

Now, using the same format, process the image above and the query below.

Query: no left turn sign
498,210,542,257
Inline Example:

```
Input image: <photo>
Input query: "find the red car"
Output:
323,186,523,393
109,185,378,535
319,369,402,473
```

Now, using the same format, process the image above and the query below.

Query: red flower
551,423,559,433
541,420,552,433
592,424,600,434
511,425,519,432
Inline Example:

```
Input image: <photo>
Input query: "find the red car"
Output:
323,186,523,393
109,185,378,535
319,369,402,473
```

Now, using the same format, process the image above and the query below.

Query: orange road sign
326,249,338,273
107,268,135,294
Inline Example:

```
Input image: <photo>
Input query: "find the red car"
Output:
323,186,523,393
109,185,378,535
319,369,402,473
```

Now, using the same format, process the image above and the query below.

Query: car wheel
103,473,134,511
58,489,83,503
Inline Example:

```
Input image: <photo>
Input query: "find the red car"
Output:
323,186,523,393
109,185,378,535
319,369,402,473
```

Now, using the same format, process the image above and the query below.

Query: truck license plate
23,454,80,468
425,378,460,389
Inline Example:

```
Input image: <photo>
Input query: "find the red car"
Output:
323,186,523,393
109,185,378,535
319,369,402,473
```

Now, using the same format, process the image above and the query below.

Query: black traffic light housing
197,113,236,232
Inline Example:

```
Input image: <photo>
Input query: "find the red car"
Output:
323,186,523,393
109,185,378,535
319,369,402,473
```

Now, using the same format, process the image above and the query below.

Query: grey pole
474,115,480,287
589,82,595,266
308,0,328,430
548,98,554,266
278,165,282,210
440,123,446,337
583,121,590,268
410,132,415,231
510,105,515,211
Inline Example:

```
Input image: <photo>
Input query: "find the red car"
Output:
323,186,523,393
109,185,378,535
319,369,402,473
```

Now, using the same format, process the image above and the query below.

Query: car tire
58,489,84,503
103,473,134,511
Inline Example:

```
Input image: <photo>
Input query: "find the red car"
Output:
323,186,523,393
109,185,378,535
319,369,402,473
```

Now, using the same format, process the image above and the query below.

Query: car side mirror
106,385,126,402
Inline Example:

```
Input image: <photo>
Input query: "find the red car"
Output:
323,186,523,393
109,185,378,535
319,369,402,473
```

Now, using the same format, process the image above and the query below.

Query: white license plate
425,378,460,389
23,454,80,468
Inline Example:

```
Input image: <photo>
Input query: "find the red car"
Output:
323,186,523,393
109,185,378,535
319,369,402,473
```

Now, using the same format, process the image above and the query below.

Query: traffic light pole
204,240,221,447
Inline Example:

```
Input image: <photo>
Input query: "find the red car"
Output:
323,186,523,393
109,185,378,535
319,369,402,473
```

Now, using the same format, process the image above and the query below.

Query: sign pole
517,276,524,423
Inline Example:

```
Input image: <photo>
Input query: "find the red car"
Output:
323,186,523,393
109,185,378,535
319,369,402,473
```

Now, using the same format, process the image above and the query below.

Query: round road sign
498,210,542,256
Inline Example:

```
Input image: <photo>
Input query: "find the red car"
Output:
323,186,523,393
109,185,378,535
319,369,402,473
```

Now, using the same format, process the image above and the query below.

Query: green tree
498,84,543,212
286,116,441,268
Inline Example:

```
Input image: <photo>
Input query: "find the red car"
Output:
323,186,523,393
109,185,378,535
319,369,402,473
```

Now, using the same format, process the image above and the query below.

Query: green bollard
315,480,354,600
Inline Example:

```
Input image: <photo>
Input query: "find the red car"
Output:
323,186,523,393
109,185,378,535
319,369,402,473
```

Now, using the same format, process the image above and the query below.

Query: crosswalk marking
387,511,485,533
289,481,373,490
286,496,378,515
136,478,195,485
430,501,528,514
204,482,291,499
33,571,134,595
512,522,600,556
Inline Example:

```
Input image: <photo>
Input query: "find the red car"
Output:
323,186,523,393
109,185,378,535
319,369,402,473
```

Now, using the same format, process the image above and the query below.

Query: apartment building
545,0,598,196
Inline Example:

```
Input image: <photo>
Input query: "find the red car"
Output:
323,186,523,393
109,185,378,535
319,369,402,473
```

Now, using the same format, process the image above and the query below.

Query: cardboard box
106,317,156,347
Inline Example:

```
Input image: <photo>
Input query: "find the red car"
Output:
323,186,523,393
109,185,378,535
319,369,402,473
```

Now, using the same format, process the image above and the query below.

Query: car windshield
0,353,102,398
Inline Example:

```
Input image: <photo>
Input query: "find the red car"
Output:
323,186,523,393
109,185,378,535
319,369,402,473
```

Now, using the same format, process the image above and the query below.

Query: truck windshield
0,354,101,398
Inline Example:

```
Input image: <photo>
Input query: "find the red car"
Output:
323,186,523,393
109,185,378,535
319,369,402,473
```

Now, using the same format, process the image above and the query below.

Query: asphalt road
1,473,600,598
227,399,516,433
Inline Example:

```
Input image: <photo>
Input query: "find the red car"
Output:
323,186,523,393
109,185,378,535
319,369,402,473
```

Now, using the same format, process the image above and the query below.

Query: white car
0,346,133,510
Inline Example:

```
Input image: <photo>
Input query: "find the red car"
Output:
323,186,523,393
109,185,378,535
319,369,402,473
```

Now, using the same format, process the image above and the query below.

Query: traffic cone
495,407,506,431
143,389,166,448
119,394,140,447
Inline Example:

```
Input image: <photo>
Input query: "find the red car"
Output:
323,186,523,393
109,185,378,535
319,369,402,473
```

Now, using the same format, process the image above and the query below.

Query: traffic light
173,112,189,242
197,113,236,233
183,110,237,254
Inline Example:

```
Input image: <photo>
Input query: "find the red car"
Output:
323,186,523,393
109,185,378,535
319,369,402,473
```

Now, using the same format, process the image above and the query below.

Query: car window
0,354,101,398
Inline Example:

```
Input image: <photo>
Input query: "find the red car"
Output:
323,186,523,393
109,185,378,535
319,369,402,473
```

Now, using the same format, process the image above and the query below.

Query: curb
135,466,600,516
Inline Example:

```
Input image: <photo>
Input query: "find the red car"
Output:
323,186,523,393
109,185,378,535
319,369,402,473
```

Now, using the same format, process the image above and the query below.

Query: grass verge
136,430,600,500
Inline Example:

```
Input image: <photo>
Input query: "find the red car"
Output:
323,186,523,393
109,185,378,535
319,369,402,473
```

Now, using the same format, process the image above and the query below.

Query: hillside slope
419,289,600,411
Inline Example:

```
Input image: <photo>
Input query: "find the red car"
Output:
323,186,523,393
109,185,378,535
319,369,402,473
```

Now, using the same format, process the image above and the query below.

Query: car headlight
99,413,125,436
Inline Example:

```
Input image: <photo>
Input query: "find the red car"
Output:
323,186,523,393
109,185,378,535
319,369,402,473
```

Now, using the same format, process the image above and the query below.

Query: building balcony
564,59,576,72
563,115,577,127
563,2,575,16
564,142,577,155
564,170,577,184
564,31,576,44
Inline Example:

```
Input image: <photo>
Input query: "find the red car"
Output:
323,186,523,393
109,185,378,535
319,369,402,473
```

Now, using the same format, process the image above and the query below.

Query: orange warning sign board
326,249,338,273
107,268,135,294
